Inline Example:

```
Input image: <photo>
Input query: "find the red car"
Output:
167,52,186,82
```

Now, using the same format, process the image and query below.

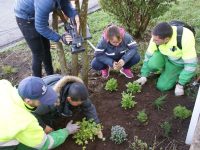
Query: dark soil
0,49,195,150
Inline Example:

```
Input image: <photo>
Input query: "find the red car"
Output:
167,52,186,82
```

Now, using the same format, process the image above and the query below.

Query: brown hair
106,25,121,41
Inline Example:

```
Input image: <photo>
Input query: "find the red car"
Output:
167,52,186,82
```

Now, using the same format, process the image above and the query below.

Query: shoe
101,67,109,78
120,68,133,78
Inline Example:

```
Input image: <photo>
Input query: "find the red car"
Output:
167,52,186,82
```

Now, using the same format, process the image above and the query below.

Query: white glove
135,77,147,85
66,120,80,134
175,83,184,96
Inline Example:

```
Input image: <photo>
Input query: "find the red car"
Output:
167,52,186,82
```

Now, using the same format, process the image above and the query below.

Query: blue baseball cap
18,76,58,105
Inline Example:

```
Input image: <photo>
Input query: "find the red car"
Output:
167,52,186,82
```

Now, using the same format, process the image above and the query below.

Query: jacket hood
103,27,126,42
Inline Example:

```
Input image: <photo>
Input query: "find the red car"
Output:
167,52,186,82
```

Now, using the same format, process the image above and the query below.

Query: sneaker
120,68,133,78
101,67,110,78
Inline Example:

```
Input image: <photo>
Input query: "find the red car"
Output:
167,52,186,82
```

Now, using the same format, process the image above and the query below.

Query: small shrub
110,125,127,144
153,94,167,110
173,105,192,120
121,92,137,109
160,121,172,137
2,65,18,75
126,82,141,94
129,136,148,150
137,110,148,124
105,78,118,91
73,118,103,149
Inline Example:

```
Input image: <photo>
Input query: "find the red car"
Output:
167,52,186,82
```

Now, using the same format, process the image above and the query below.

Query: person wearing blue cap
0,76,79,150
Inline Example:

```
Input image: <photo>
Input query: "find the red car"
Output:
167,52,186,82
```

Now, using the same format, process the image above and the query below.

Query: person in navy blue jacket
14,0,79,77
91,24,140,78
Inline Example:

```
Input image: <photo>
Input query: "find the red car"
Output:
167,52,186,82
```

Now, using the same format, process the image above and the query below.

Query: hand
117,59,125,69
175,83,184,96
66,120,80,135
113,61,119,70
75,15,80,33
44,125,54,134
135,77,147,85
61,33,72,45
96,130,103,139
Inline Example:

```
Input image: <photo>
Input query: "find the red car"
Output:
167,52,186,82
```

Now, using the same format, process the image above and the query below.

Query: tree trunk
80,0,89,85
52,11,68,75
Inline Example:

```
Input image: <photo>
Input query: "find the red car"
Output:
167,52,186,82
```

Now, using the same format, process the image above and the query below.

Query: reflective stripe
34,134,47,149
120,50,126,54
47,135,54,149
184,58,198,63
105,52,115,56
0,140,19,147
94,48,104,52
146,51,153,57
184,66,196,72
127,41,137,46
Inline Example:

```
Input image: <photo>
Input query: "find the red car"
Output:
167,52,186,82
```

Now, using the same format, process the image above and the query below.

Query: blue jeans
16,17,53,77
91,53,140,70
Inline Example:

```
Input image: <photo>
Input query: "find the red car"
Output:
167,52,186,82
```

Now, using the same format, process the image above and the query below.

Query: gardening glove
66,120,80,134
175,83,184,96
44,125,54,134
135,77,147,85
96,130,103,139
61,33,72,45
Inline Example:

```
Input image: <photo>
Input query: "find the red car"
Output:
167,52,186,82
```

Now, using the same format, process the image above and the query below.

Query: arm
81,99,100,124
121,33,138,63
60,0,77,19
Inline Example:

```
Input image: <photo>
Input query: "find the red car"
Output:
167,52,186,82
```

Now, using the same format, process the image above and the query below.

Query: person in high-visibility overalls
0,76,79,150
135,22,198,96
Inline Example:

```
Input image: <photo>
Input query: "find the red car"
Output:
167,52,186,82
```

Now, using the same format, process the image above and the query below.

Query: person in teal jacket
135,22,198,96
0,76,79,150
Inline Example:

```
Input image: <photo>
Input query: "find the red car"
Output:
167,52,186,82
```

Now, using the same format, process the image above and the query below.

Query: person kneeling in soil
91,24,140,79
33,74,103,138
135,22,198,96
0,76,79,150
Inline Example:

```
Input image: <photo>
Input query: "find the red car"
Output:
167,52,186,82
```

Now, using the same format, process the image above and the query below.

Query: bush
126,82,141,94
129,136,148,150
153,94,167,110
1,65,18,75
99,0,176,38
137,110,148,124
73,118,103,149
160,121,172,137
105,78,118,91
173,105,192,120
110,125,128,144
121,92,137,109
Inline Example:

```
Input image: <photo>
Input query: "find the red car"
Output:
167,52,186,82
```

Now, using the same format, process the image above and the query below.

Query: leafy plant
73,118,103,150
126,82,141,94
137,110,148,124
129,136,148,150
110,125,128,144
121,92,137,109
173,105,192,120
153,94,167,110
160,121,172,137
1,65,18,75
105,78,118,91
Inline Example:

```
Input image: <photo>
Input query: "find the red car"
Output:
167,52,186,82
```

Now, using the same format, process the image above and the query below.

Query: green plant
153,94,167,110
121,92,137,109
126,82,141,94
110,125,128,144
173,105,192,120
2,65,18,75
100,0,176,38
129,136,148,150
160,121,172,137
105,78,118,91
137,110,148,124
73,118,103,150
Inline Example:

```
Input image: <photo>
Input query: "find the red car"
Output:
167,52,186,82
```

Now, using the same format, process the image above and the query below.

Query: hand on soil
66,120,80,134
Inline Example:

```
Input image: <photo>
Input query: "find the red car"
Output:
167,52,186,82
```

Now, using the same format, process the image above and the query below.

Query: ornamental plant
110,125,128,144
137,110,148,124
73,118,103,150
126,82,141,94
121,92,137,109
153,94,167,110
173,105,192,120
105,78,118,91
160,121,172,137
129,136,148,150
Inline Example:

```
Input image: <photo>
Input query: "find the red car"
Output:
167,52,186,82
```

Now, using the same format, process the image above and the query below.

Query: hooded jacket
94,27,138,67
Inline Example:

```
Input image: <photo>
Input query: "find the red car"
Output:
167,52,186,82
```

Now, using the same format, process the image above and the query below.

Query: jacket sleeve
95,37,114,67
61,0,77,18
178,29,198,85
81,99,100,124
34,0,61,42
121,33,138,63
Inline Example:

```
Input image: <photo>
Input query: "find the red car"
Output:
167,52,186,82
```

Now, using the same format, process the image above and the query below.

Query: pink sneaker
101,68,109,78
120,68,133,78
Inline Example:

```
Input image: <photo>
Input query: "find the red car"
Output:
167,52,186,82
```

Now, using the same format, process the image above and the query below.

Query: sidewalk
0,0,100,50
